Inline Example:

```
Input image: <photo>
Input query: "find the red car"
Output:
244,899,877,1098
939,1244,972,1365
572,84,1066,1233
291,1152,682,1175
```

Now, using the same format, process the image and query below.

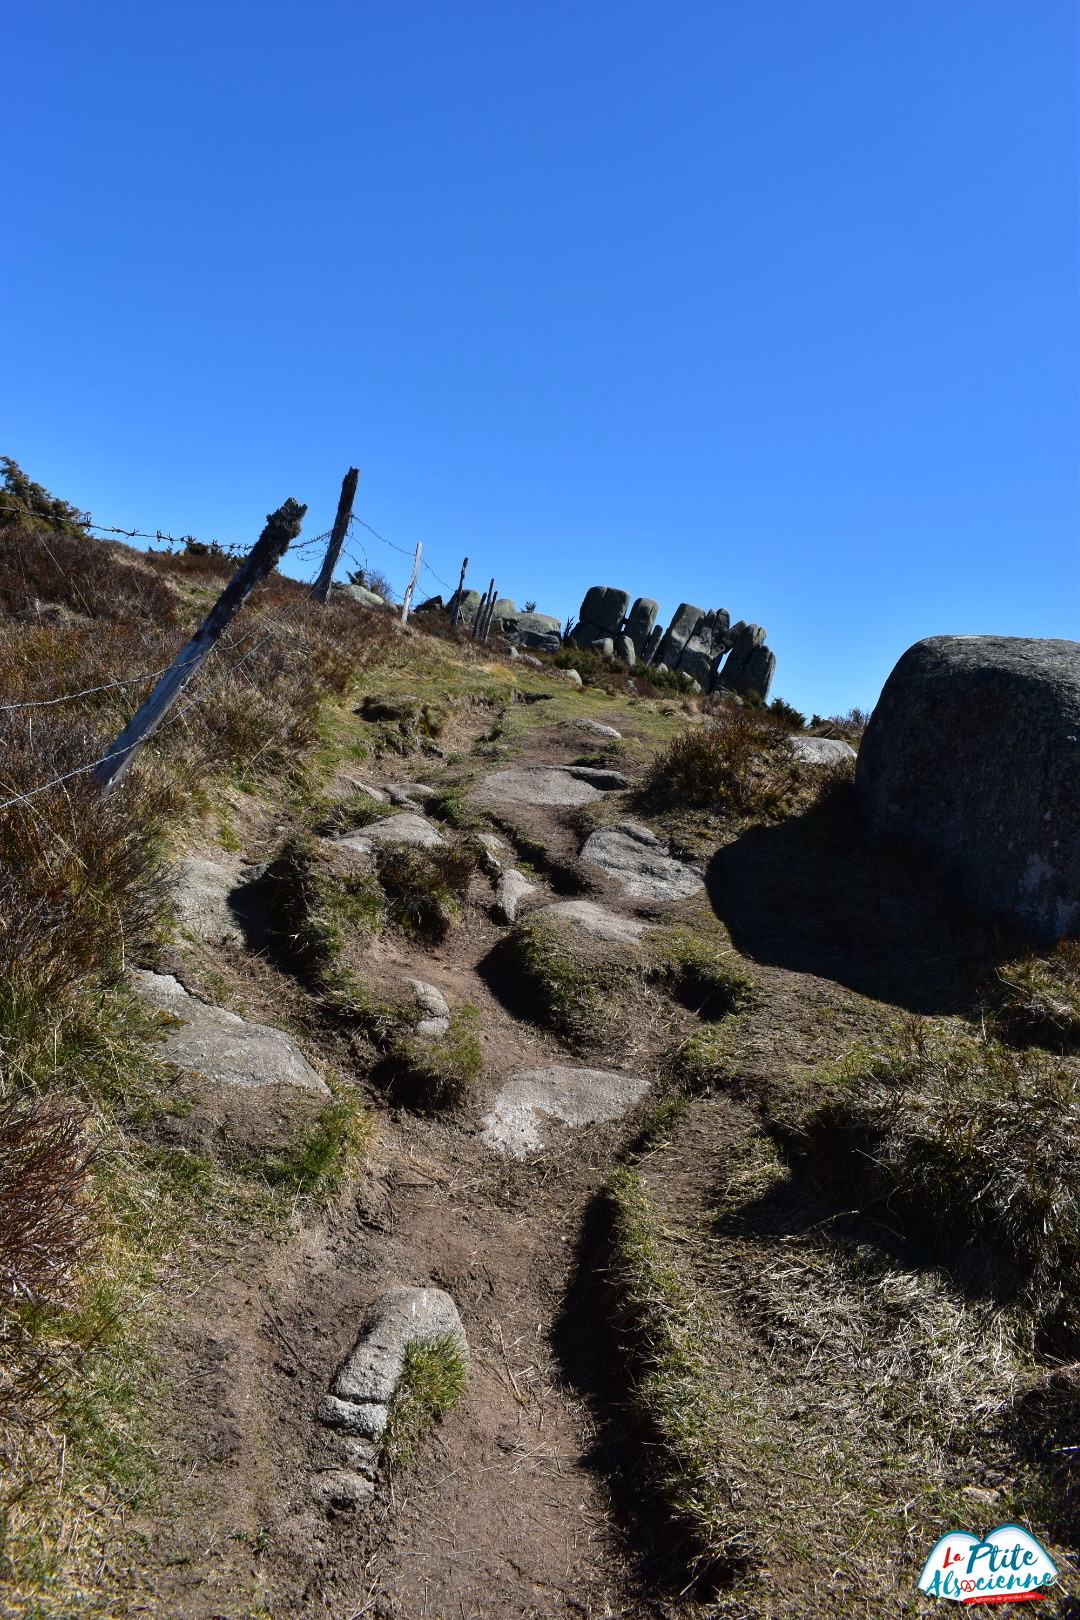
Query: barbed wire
0,586,317,815
0,664,178,712
348,516,455,593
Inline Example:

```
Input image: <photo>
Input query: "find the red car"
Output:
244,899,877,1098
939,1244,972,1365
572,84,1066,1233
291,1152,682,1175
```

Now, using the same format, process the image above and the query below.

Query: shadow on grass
705,780,1029,1014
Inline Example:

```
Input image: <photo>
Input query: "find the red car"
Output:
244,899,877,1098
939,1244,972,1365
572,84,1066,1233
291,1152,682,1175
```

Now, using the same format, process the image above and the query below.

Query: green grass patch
386,1005,483,1111
382,1333,469,1468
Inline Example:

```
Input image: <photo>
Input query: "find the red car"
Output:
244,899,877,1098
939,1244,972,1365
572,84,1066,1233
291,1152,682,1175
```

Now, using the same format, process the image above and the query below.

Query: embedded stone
494,869,535,924
791,736,856,765
580,822,704,901
318,1286,468,1444
337,812,447,853
481,1066,650,1158
531,900,646,943
131,971,328,1093
409,980,450,1037
171,856,244,945
480,765,630,807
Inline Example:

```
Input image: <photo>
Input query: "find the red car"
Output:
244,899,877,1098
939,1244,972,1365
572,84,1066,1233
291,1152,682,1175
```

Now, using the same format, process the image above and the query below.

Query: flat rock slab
791,736,856,765
318,1286,467,1443
480,765,631,806
482,1066,650,1159
132,970,328,1093
530,900,646,943
574,720,622,739
171,856,244,945
337,812,446,853
580,822,704,901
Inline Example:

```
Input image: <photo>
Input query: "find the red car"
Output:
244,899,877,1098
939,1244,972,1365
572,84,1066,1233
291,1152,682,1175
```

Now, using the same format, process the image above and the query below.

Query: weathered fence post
94,497,308,794
311,467,359,603
448,556,469,629
400,541,423,625
473,579,496,641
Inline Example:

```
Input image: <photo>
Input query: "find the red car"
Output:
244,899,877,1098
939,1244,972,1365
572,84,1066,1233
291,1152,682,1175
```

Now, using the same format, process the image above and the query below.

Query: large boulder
655,603,705,671
624,597,659,654
500,610,563,653
677,608,732,689
578,586,630,635
729,643,776,701
715,622,766,690
856,636,1080,940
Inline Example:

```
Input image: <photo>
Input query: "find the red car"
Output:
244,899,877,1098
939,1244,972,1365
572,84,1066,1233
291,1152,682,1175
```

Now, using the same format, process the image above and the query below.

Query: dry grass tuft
992,941,1080,1051
794,1020,1080,1312
642,708,803,820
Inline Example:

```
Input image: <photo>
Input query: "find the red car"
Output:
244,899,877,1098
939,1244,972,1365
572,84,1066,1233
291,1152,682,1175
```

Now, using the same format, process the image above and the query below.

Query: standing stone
677,609,733,690
716,623,766,691
731,644,776,701
856,635,1080,940
640,624,665,666
624,597,659,655
656,603,706,671
578,586,630,635
615,634,636,666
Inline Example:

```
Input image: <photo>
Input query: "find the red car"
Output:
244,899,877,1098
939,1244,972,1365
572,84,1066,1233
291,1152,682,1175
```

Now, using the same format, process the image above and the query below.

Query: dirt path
134,703,686,1620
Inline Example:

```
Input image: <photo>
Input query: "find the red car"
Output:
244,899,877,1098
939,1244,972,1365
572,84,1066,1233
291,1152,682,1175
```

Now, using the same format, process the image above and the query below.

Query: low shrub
642,709,799,819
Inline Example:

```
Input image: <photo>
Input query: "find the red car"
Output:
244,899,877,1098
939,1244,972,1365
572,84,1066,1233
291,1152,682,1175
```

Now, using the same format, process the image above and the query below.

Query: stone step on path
580,821,704,901
479,765,631,807
527,899,646,943
480,1066,651,1159
336,811,447,853
132,969,328,1093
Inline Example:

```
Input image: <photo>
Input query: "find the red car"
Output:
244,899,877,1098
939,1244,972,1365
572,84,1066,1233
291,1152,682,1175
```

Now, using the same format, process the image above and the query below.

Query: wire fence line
0,583,318,816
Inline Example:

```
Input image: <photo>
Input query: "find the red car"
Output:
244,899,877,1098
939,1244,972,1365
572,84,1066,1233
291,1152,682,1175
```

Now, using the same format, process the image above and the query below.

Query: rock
518,630,562,653
360,693,420,722
655,603,705,671
340,776,387,801
574,720,622,739
531,900,645,943
385,781,436,807
596,637,615,659
791,736,856,765
505,611,562,637
715,623,766,691
492,597,517,617
732,643,776,701
334,582,388,610
614,634,636,667
481,1066,650,1158
448,588,482,622
494,869,535,924
624,597,659,654
414,594,444,612
480,765,630,807
318,1286,468,1443
856,635,1080,940
337,812,447,853
565,669,583,686
578,586,630,635
580,822,705,901
310,1468,375,1508
640,624,664,666
409,980,450,1037
171,856,244,945
475,832,509,874
677,609,732,690
567,620,607,652
131,970,328,1093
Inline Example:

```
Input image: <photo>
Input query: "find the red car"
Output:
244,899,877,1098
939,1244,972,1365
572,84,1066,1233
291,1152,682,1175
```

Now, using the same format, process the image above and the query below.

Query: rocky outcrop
569,587,775,699
856,635,1080,941
132,970,328,1092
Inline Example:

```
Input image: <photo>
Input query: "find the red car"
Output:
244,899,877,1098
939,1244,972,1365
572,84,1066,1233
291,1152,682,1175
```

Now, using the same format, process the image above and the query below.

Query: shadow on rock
705,781,1028,1014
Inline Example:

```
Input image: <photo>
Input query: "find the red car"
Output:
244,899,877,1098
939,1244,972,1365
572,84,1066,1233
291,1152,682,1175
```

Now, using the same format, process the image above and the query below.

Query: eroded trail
135,694,698,1620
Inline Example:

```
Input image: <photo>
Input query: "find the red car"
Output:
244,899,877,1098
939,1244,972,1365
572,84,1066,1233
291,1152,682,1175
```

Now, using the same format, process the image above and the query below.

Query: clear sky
3,1,1076,716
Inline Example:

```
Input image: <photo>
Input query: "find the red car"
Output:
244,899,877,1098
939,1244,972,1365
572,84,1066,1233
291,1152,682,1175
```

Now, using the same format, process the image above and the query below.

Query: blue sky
2,0,1076,715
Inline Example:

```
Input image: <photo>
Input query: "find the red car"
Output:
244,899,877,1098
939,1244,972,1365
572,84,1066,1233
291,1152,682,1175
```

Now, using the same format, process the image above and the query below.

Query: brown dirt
123,702,686,1620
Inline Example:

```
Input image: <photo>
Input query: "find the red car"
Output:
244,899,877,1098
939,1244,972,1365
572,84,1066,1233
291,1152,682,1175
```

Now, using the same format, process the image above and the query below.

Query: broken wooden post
448,556,469,629
400,541,423,625
473,579,496,641
94,497,308,793
311,467,359,603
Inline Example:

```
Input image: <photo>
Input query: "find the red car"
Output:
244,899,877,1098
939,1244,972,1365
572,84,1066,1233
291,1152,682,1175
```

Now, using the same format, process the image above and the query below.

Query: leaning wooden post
448,556,469,629
473,579,496,640
400,541,423,625
310,467,359,603
94,498,308,794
